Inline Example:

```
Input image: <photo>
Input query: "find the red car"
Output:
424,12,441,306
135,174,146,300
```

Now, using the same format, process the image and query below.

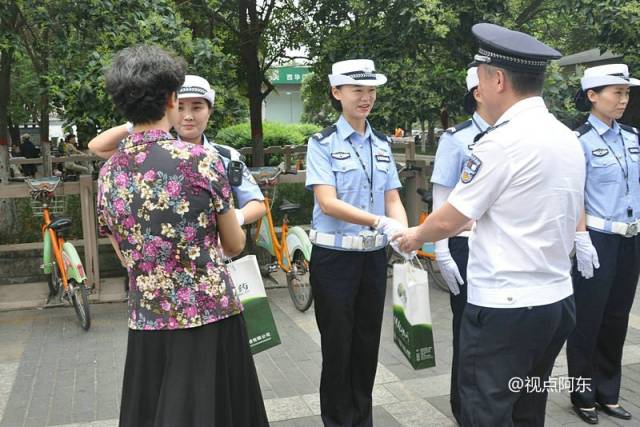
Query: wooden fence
0,138,429,291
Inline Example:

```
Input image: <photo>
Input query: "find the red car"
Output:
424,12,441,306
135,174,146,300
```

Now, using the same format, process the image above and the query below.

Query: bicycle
386,163,450,292
26,177,91,330
248,165,314,312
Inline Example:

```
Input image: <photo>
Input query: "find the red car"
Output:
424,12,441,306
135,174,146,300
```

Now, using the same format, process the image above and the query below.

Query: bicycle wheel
48,262,62,297
424,258,450,292
70,279,91,330
286,250,313,312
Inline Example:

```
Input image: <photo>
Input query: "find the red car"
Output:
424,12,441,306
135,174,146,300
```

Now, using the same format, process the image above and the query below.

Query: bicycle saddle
26,176,61,193
416,188,432,205
279,199,301,212
47,217,73,231
249,166,280,182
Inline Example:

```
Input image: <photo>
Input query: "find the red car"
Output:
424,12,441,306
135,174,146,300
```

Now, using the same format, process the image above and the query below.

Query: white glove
435,249,464,295
235,209,245,226
376,216,415,260
376,216,405,237
575,231,599,279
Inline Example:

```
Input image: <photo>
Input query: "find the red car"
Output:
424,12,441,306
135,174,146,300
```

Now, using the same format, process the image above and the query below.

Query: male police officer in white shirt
393,23,586,426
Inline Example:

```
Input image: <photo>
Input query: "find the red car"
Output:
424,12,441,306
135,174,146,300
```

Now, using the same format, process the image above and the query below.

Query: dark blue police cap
471,23,561,73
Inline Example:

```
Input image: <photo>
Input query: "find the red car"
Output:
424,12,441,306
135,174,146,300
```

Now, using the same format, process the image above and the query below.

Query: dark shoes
573,406,598,424
598,403,632,420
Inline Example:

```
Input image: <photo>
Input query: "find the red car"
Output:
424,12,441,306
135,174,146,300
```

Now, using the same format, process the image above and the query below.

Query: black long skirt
119,313,269,427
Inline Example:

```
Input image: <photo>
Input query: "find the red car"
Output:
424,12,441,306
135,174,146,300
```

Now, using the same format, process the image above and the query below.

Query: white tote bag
227,255,281,354
392,259,436,369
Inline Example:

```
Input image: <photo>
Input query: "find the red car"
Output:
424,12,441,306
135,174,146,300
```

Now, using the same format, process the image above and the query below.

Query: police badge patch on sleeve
460,154,482,184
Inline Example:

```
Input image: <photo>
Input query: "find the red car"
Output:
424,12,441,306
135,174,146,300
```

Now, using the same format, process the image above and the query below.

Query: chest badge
460,154,482,184
628,147,640,154
375,153,391,163
331,151,351,160
592,148,609,157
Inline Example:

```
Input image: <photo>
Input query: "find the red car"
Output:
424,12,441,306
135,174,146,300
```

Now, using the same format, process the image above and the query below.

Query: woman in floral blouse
97,44,269,427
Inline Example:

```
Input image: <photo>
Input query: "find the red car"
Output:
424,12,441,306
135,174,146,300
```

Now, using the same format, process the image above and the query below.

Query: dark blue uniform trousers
309,245,387,427
567,230,640,408
448,236,469,424
458,296,576,426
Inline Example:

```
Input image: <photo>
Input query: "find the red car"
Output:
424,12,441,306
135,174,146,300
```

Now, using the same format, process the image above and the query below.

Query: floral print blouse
97,129,242,330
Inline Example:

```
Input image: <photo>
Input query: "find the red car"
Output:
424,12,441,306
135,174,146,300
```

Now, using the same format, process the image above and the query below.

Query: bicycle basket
26,177,65,217
30,194,65,217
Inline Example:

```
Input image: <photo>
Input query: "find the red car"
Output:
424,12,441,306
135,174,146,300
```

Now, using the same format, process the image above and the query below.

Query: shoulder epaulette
620,123,639,135
574,122,593,137
473,120,510,143
446,120,472,134
371,127,392,143
213,144,232,160
311,125,337,141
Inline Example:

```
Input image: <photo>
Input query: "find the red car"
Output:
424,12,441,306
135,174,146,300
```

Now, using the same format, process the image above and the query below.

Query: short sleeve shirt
578,114,640,225
305,115,402,238
431,112,490,188
448,97,585,308
97,130,242,330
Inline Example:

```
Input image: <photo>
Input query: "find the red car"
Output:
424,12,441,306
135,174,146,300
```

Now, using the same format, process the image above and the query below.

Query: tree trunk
0,48,18,240
427,120,435,146
239,0,265,167
38,55,50,145
8,116,20,146
0,49,12,183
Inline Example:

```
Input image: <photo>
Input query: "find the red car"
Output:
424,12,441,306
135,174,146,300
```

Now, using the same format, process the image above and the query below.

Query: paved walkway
1,274,640,427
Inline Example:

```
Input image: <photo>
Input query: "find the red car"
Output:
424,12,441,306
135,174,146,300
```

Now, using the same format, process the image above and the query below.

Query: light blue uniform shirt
305,115,402,238
579,114,640,225
431,112,490,188
201,135,264,207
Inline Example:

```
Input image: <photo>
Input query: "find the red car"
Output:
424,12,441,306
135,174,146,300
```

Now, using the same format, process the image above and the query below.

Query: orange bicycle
27,177,91,330
248,165,314,312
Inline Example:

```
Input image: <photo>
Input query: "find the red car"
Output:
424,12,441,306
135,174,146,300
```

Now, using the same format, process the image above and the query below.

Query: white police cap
463,67,480,114
328,59,387,87
466,67,479,92
178,75,215,106
580,64,640,90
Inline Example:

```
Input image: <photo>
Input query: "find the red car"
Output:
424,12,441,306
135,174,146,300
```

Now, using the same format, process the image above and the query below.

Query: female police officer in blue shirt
568,63,640,424
305,59,408,427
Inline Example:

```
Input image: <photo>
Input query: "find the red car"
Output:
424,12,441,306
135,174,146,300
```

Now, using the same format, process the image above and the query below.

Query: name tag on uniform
628,147,640,154
375,153,391,163
460,154,482,184
331,152,351,160
592,148,609,157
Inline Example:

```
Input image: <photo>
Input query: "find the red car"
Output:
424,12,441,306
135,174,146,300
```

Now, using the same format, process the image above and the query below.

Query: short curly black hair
105,45,186,124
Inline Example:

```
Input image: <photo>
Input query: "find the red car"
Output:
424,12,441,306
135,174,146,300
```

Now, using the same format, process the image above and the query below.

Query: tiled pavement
1,274,640,427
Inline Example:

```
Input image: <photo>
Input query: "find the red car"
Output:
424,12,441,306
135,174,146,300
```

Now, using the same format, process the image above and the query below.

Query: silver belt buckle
359,231,377,250
626,221,639,238
362,235,375,250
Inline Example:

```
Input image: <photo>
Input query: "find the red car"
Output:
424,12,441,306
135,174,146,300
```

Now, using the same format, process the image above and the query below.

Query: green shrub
1,196,83,245
267,182,313,226
214,121,320,149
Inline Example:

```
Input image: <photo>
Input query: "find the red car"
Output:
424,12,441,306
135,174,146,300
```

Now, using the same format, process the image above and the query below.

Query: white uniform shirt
448,97,586,308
